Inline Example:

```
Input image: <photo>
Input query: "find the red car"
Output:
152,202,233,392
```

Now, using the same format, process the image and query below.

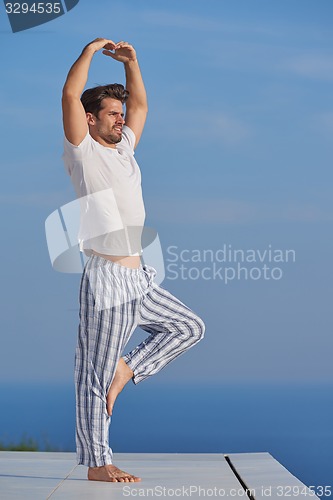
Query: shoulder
63,131,105,168
63,130,94,157
63,132,97,175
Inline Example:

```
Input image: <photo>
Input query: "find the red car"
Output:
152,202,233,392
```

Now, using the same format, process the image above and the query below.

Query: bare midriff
92,250,141,269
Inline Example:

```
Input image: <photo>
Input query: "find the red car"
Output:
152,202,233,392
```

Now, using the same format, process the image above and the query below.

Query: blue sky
0,0,332,385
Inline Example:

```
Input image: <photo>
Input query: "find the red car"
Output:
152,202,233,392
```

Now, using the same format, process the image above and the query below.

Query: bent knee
190,315,205,342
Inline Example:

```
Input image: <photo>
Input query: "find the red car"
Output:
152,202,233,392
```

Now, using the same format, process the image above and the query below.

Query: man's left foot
107,358,133,415
88,464,141,482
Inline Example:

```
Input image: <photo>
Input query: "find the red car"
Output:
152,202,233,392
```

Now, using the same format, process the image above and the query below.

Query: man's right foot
88,464,141,482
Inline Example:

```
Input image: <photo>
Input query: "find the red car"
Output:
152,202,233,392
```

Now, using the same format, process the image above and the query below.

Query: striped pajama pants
75,254,205,467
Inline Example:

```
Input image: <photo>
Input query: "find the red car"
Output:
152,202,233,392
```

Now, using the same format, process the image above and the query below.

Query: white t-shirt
63,125,145,256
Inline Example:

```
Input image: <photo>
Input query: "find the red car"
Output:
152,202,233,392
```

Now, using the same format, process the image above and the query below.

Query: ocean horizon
1,381,332,488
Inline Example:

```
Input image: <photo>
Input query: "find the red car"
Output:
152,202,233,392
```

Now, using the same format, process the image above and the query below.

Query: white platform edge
0,452,319,500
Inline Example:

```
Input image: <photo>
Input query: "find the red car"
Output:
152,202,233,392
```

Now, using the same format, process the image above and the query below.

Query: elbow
62,90,80,106
62,85,81,102
62,88,71,103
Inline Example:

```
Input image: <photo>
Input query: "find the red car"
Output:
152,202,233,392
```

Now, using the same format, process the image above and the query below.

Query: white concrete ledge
0,452,318,499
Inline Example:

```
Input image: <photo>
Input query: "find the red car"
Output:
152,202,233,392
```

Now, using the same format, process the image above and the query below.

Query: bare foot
107,358,133,416
88,464,141,482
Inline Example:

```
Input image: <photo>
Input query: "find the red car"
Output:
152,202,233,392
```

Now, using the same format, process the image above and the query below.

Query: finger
102,50,116,57
92,37,114,46
103,41,116,50
115,42,132,48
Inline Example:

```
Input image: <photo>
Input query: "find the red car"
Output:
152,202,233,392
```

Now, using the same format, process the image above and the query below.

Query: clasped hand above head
85,37,137,64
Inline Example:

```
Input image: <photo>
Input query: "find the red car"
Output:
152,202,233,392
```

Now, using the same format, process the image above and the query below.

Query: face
88,97,125,146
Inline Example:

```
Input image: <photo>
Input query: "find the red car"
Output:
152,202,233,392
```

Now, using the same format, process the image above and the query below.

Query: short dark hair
81,84,129,117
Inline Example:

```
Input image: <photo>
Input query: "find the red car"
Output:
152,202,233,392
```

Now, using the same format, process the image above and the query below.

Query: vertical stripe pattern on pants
75,254,205,467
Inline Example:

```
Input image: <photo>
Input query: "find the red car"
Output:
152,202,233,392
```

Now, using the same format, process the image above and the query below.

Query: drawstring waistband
87,254,157,288
142,265,157,288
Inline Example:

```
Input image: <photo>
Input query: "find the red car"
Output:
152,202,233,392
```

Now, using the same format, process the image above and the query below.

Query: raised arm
62,38,116,146
103,42,148,148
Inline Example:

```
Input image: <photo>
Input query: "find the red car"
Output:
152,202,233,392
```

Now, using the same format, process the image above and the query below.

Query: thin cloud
146,197,333,225
141,10,291,38
282,53,333,81
211,114,252,144
312,111,333,139
197,38,333,83
147,106,252,145
182,112,252,145
0,190,72,208
141,10,222,32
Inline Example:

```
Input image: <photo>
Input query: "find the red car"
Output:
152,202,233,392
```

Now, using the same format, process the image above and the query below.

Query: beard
102,130,122,145
96,123,122,145
105,133,122,144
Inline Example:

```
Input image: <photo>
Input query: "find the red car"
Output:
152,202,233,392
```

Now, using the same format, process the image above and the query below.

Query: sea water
0,381,332,488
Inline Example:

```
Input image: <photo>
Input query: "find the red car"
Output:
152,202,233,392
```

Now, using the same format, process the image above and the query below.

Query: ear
86,112,96,126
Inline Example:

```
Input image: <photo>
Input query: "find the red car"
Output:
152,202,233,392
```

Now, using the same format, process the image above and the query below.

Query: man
62,38,205,483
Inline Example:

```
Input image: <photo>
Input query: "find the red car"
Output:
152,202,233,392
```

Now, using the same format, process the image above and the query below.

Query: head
81,84,129,146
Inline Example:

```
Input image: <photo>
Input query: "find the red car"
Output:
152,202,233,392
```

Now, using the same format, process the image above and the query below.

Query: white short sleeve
63,132,92,159
63,132,93,175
